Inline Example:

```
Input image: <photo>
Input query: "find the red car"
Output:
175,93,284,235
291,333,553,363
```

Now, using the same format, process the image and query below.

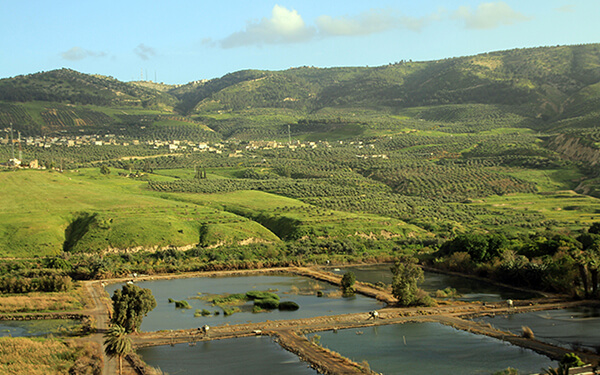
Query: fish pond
137,335,317,375
0,319,81,338
329,264,539,302
105,274,384,331
474,305,600,352
314,323,556,375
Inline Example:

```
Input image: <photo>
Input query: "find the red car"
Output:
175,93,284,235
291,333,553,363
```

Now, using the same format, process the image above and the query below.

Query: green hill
1,44,600,139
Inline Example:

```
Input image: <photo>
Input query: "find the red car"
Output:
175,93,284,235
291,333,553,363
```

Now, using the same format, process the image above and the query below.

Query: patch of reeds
521,326,534,339
0,337,100,375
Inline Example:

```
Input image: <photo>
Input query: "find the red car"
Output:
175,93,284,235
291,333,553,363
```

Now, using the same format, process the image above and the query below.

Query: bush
174,300,191,309
560,353,584,368
253,298,280,310
194,309,211,317
521,326,534,339
341,271,356,296
246,291,280,301
278,301,300,311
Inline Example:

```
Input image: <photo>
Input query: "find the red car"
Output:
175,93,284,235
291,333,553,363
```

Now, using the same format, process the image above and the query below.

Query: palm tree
104,324,132,375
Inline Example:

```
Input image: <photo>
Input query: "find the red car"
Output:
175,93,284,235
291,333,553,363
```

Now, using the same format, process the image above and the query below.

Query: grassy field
165,190,429,241
0,337,100,375
0,169,279,257
467,191,600,231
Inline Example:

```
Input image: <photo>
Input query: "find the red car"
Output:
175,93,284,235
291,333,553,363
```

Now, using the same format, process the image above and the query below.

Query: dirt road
85,281,117,375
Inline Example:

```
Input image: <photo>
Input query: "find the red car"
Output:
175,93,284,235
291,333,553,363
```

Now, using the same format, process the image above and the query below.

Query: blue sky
2,1,599,84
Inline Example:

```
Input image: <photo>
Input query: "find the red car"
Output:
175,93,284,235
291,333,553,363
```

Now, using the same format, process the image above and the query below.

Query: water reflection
329,264,539,302
137,336,317,375
106,274,384,331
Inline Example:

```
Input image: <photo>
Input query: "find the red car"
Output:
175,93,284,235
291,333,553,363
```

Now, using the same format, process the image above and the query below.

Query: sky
1,0,599,84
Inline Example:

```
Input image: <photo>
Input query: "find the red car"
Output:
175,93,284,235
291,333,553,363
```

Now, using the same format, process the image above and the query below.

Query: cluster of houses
2,129,388,168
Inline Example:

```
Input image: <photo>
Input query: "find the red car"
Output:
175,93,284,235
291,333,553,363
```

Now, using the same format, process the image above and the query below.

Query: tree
104,324,132,375
589,222,600,235
100,165,110,175
111,283,157,333
341,271,356,296
391,255,426,306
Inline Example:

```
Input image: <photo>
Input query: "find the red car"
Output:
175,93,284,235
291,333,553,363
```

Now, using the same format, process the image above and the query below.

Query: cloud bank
218,2,530,48
316,9,428,36
61,47,107,61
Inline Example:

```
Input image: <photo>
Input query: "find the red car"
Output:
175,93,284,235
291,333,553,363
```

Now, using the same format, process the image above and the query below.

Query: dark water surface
329,264,539,302
0,319,80,337
316,323,556,375
137,336,317,375
106,274,384,331
475,306,600,352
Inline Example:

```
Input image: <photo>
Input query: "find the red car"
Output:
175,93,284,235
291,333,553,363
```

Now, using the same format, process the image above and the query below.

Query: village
1,127,389,168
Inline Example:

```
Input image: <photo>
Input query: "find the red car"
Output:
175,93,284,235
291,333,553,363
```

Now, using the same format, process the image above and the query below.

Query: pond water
329,265,539,302
474,306,600,352
137,336,317,375
315,323,556,375
0,319,80,337
105,274,384,331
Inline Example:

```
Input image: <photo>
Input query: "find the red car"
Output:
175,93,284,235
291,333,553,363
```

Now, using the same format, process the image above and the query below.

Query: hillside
1,44,599,140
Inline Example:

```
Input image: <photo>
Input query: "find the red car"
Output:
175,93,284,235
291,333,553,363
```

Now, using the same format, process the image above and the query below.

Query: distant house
8,158,21,167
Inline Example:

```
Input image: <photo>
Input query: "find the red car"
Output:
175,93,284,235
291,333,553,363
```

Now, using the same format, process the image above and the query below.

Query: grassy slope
163,190,429,241
0,169,279,257
0,168,426,257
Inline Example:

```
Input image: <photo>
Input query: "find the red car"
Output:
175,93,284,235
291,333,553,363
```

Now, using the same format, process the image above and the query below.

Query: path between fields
85,281,116,375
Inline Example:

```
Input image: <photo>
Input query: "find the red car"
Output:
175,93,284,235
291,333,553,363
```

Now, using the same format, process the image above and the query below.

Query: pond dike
100,267,600,375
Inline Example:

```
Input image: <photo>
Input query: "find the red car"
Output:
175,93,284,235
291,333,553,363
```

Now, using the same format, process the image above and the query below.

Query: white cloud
134,44,156,60
61,47,106,61
556,4,575,13
220,5,315,48
316,9,428,36
454,2,530,29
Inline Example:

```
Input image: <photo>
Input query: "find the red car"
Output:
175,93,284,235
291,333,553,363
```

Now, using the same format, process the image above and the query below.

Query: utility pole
10,123,15,160
18,131,22,161
288,124,291,145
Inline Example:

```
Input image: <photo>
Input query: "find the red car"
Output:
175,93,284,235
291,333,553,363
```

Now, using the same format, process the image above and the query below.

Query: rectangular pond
314,323,556,375
106,274,385,331
137,336,317,375
0,319,81,338
474,305,600,352
329,264,539,302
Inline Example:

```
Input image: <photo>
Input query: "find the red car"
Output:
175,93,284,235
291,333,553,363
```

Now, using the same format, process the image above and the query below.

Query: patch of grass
0,289,86,314
0,337,99,375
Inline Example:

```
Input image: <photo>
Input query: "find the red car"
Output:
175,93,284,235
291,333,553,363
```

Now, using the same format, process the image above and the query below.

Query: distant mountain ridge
1,43,599,137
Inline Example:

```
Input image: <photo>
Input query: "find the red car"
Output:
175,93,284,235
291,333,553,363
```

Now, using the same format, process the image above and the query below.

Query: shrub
246,291,280,301
341,271,356,296
194,309,211,317
278,301,300,311
521,326,534,339
253,298,280,310
174,300,191,309
560,353,584,368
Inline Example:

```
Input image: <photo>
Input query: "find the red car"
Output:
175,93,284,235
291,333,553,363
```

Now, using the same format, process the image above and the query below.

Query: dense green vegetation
1,44,600,299
110,284,157,333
